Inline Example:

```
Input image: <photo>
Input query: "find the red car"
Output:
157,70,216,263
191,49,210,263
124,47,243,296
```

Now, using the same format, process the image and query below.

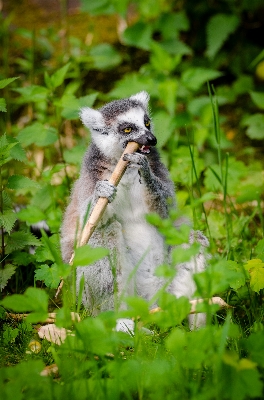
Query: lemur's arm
123,152,174,218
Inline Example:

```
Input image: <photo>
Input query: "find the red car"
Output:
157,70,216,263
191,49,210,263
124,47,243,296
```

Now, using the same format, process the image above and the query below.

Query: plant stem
0,165,5,269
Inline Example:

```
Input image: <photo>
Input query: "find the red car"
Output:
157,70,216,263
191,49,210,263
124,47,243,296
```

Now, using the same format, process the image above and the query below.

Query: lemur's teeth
140,145,150,154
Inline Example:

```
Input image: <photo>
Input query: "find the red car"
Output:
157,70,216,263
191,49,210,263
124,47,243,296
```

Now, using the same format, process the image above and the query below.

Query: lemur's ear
80,107,105,131
130,91,150,109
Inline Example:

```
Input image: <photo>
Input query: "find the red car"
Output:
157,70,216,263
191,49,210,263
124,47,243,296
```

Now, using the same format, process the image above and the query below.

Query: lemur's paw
95,180,117,203
123,152,148,169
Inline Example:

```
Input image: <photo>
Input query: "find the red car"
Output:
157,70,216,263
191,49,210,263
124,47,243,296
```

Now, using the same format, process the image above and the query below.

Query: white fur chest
106,166,166,278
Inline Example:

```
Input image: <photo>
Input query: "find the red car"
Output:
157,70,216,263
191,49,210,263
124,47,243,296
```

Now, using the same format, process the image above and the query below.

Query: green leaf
206,14,240,59
150,42,180,73
255,239,264,258
31,184,53,211
158,79,178,115
152,111,175,148
60,92,98,120
80,0,115,15
154,294,191,327
221,359,262,400
0,142,18,167
73,245,109,266
2,191,12,209
243,114,264,139
0,264,16,291
122,22,153,50
0,77,19,89
17,122,58,147
0,98,6,112
90,44,122,70
181,67,223,91
13,85,49,102
194,260,245,298
17,206,46,224
50,62,71,89
0,287,48,322
63,145,86,166
225,260,246,290
161,39,192,56
6,136,27,162
244,259,264,293
245,332,264,367
157,11,189,41
35,263,61,289
171,243,201,264
5,232,40,253
109,73,157,99
0,210,17,234
250,91,264,109
7,175,39,190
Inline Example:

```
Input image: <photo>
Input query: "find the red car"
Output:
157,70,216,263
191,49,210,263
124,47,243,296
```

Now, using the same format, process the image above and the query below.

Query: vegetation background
1,0,264,398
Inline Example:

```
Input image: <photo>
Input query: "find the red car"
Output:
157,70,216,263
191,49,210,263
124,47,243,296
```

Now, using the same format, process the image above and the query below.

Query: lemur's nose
146,133,157,146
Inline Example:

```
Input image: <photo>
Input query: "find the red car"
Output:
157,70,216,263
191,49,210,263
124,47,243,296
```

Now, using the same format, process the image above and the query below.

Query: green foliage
73,245,109,266
206,14,240,59
0,287,48,322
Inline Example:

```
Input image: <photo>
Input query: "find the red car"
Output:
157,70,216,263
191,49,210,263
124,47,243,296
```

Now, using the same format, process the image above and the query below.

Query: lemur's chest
108,166,148,223
105,166,165,267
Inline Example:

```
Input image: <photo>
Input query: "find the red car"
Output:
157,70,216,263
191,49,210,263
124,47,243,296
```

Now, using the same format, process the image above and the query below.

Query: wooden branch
150,297,232,315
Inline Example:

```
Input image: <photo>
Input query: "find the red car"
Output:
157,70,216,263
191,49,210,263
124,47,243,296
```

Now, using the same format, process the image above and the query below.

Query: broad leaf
181,67,222,91
0,264,17,291
244,259,264,293
0,77,19,89
50,63,71,89
17,206,46,224
0,210,17,234
90,44,122,70
0,98,6,112
5,232,41,253
0,142,18,167
243,114,264,139
122,22,153,50
250,91,264,109
206,14,240,59
13,85,49,103
0,287,48,322
17,122,58,147
7,175,39,190
35,264,61,289
73,245,109,266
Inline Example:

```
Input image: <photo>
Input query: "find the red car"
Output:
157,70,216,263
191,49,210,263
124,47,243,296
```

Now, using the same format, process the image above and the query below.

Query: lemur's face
114,107,157,154
80,91,157,159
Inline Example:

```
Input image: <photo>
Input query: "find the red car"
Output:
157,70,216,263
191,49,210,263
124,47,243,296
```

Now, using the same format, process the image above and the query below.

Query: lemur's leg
169,230,209,330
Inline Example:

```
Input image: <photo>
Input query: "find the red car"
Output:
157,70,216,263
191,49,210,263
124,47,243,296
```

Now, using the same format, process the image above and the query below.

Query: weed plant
1,0,264,398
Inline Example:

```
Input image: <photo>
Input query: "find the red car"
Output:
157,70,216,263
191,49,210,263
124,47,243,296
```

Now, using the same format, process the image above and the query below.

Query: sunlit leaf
7,175,39,190
73,245,109,266
0,264,16,291
206,14,240,59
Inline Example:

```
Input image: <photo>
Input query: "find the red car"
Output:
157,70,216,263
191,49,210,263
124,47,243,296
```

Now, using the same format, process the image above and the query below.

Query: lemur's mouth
138,145,151,154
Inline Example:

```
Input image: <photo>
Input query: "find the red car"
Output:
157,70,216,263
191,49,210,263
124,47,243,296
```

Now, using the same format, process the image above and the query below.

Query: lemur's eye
145,121,150,128
124,127,132,133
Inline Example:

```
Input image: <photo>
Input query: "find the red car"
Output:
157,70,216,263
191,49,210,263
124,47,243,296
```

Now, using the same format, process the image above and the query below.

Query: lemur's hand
95,180,117,203
123,152,150,172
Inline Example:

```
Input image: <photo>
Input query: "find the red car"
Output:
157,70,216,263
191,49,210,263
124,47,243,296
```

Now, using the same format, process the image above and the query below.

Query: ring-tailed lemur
60,91,208,331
